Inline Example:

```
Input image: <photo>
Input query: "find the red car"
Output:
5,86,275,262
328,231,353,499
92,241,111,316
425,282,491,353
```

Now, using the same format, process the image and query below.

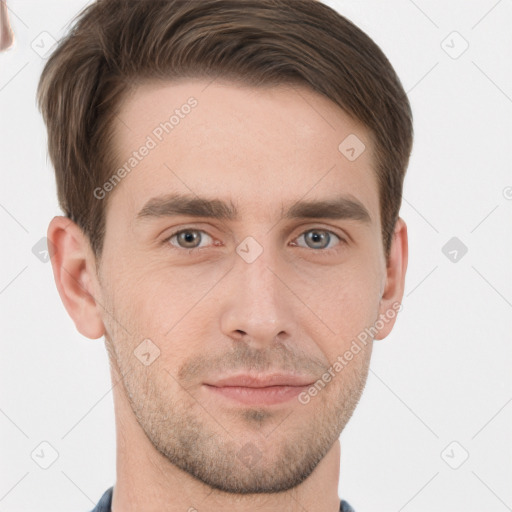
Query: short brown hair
37,0,413,261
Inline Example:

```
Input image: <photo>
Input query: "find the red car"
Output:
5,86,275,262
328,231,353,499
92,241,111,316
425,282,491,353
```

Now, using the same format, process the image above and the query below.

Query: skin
0,0,15,52
48,79,407,512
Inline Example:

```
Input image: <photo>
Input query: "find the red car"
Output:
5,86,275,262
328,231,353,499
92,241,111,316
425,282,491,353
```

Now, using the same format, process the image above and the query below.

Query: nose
219,245,296,348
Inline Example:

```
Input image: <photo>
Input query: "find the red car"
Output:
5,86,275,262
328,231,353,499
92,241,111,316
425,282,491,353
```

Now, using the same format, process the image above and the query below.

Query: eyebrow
135,193,372,224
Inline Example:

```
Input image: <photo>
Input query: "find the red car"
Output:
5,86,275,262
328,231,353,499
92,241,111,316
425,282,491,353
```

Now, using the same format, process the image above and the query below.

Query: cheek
306,258,381,314
301,265,381,358
107,259,221,342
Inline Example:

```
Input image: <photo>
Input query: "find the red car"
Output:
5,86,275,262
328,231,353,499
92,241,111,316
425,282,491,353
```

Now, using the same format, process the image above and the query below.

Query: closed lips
204,373,316,388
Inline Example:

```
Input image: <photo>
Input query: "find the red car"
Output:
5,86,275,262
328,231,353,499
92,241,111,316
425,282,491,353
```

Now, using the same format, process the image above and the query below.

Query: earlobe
47,216,105,340
374,217,408,340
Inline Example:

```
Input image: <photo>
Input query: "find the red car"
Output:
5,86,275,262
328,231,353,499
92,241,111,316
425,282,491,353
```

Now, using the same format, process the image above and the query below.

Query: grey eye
296,230,340,250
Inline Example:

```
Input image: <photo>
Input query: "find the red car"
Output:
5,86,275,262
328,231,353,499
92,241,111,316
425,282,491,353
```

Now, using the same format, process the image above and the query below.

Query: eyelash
162,227,347,255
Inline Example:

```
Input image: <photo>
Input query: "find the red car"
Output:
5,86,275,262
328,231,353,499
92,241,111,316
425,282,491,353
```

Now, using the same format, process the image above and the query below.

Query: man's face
95,79,391,493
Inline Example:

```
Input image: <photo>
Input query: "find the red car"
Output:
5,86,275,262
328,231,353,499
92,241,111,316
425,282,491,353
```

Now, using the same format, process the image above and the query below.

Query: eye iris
305,230,330,249
178,230,201,248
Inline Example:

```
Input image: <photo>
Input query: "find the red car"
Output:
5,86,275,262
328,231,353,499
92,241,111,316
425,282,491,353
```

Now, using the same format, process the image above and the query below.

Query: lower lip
203,384,309,406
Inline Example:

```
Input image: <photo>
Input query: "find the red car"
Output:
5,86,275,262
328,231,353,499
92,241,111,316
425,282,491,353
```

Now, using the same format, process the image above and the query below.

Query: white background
0,1,511,511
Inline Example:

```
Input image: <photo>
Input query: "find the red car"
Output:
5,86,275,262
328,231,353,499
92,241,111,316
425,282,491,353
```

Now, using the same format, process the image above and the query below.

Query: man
37,0,412,510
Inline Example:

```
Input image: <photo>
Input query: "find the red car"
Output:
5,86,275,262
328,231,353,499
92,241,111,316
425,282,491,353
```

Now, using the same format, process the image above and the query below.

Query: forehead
107,78,380,225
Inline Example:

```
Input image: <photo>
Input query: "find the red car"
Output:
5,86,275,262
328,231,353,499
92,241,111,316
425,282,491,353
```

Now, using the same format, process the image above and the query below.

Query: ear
374,217,408,340
47,216,105,340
